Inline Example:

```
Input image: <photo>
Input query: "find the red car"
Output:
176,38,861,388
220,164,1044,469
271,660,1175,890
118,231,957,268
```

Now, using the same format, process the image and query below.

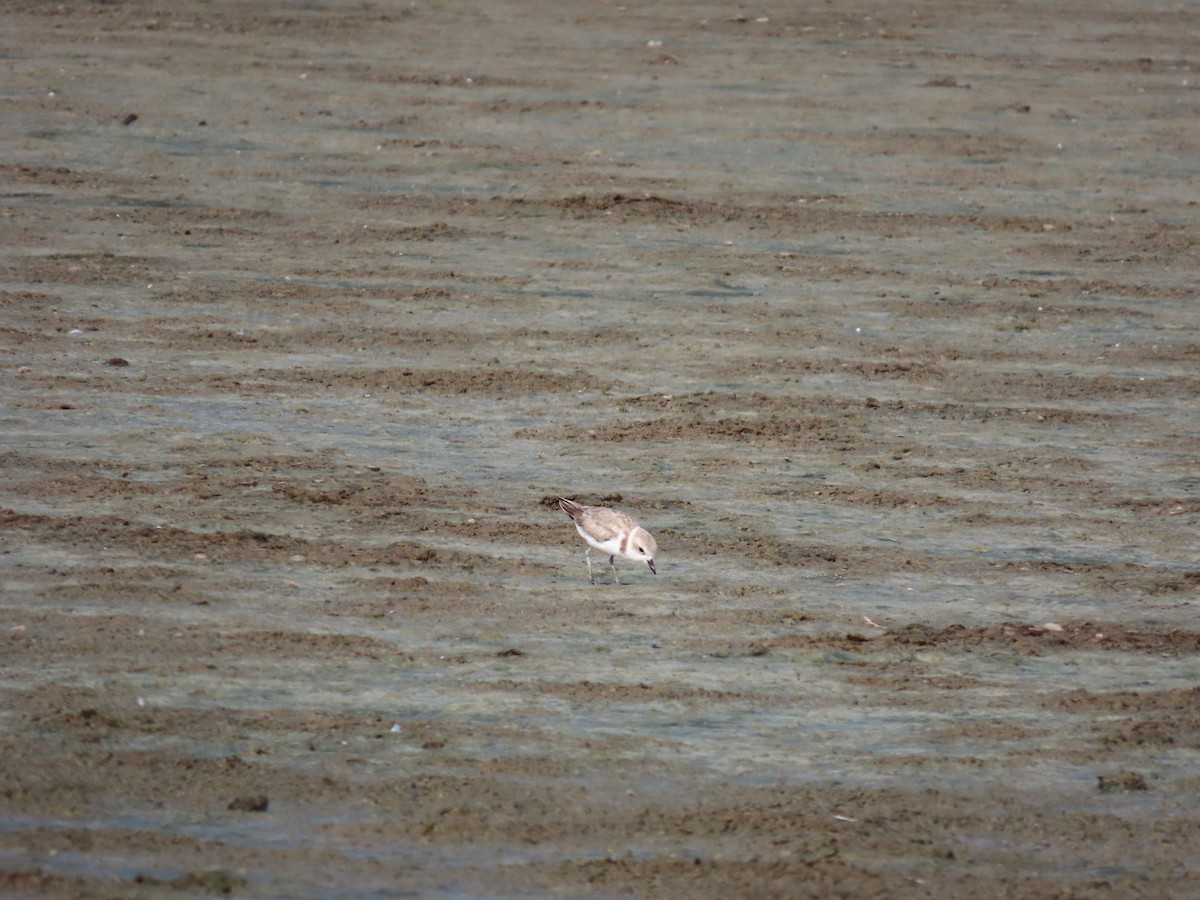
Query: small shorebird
558,497,658,584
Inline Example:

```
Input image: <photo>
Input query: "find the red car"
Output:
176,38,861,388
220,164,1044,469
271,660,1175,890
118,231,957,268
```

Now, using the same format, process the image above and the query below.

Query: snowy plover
558,497,657,584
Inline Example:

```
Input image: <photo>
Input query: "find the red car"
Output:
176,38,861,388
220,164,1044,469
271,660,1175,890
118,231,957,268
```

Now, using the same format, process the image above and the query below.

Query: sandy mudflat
2,1,1199,896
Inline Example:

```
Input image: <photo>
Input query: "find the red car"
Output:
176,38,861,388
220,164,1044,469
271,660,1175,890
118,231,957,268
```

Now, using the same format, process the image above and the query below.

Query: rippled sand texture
3,1,1199,896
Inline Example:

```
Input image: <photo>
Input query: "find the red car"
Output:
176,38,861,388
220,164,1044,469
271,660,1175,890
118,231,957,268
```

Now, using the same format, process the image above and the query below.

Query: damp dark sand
2,2,1199,896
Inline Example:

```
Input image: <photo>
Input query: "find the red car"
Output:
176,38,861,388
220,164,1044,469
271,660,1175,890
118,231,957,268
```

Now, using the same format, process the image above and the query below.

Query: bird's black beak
647,560,657,575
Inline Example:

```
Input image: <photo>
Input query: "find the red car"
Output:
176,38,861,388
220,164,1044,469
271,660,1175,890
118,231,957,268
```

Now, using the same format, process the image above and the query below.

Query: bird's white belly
574,523,623,557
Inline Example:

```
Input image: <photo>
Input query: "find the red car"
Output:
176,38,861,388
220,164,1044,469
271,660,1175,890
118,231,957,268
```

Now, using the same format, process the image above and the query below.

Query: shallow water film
2,1,1199,896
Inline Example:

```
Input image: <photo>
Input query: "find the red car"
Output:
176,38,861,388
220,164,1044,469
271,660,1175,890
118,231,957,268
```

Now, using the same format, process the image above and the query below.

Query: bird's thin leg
609,554,620,585
585,547,595,584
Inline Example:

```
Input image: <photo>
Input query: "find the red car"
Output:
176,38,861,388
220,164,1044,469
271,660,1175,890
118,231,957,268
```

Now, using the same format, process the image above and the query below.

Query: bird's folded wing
581,508,630,543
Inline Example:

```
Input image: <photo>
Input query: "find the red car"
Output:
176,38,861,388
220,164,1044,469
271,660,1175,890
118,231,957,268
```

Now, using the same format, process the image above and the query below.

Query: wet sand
3,1,1199,896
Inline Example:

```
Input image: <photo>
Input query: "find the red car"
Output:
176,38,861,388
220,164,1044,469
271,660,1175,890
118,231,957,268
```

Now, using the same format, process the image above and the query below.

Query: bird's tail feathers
558,497,585,521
